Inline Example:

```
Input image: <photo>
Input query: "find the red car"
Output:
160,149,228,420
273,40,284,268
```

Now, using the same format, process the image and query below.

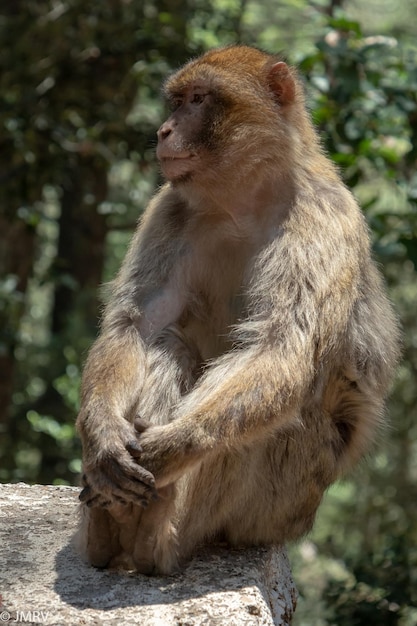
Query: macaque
76,45,400,575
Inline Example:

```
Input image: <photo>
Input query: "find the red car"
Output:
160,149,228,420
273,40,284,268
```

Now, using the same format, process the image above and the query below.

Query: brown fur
75,45,400,574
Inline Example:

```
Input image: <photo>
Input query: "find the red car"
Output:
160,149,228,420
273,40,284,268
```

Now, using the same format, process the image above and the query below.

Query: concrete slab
0,483,297,625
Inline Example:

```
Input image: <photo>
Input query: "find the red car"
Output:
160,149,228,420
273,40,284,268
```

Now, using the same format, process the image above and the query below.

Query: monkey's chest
176,234,254,360
179,278,248,361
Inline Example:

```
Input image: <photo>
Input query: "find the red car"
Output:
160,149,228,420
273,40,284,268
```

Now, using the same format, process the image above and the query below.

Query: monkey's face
156,47,304,189
156,76,277,187
156,82,218,182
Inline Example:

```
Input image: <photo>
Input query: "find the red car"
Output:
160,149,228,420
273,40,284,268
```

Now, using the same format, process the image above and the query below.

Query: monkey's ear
268,62,296,106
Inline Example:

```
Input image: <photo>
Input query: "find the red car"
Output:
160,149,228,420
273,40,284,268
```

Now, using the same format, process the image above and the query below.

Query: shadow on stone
54,538,270,610
1,483,296,624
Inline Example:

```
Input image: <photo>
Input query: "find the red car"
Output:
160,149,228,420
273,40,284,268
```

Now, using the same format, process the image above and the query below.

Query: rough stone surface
0,483,297,625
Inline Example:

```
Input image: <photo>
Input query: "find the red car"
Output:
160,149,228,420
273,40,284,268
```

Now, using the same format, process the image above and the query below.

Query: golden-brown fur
75,45,400,574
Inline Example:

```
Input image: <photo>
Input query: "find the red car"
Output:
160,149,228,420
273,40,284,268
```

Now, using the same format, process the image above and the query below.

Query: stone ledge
0,483,297,625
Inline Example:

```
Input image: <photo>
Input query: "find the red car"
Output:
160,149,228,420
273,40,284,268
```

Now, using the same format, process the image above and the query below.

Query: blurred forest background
1,0,416,624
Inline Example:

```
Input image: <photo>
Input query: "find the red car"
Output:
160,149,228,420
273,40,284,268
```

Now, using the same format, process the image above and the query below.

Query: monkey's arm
135,346,308,486
77,187,190,505
136,223,359,488
76,325,158,505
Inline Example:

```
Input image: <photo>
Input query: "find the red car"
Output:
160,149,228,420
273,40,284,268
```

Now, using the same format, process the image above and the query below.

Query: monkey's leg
173,423,337,563
113,325,201,574
79,497,152,571
76,469,145,570
76,504,123,568
131,484,178,575
78,325,200,573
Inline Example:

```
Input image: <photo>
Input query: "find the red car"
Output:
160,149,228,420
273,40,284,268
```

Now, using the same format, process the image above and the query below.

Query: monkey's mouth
158,154,197,180
157,150,195,161
160,156,192,163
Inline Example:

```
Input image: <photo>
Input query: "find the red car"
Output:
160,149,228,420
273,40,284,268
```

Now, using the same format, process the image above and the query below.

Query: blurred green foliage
0,1,416,624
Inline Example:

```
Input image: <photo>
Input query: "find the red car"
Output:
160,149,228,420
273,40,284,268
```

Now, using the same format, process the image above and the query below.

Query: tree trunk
52,162,108,340
0,214,36,424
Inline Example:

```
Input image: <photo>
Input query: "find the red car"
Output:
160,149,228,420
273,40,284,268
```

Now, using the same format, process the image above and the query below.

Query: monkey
75,45,400,575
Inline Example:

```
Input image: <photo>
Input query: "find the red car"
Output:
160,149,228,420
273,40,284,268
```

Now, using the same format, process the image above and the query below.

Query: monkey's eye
169,96,183,111
191,93,206,105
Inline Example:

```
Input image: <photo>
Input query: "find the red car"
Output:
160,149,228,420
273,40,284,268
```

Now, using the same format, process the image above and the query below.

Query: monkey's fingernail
142,489,159,503
79,486,91,501
134,417,149,433
126,439,142,456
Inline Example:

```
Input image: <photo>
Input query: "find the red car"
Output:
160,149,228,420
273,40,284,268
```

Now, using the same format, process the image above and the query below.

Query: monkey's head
156,45,314,189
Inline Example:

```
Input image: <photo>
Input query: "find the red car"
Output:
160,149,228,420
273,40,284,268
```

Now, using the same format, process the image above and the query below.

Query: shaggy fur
76,45,400,574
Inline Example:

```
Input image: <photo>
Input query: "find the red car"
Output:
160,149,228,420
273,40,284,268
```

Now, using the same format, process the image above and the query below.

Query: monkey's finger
104,482,156,507
80,484,115,508
125,438,143,458
88,493,114,508
111,493,155,508
79,485,94,502
81,482,150,508
133,416,150,433
116,474,157,501
81,457,157,506
99,459,157,501
85,494,106,508
123,459,156,489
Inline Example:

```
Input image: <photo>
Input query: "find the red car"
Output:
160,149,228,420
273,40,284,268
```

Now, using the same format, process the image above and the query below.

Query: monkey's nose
157,122,173,141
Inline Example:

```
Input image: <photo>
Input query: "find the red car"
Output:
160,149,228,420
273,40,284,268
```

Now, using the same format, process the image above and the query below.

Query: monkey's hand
132,417,195,488
79,418,158,508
